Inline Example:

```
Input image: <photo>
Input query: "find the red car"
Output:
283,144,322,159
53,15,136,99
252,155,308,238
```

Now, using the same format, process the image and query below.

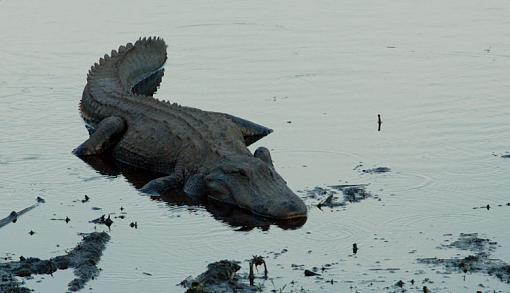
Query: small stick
377,114,382,131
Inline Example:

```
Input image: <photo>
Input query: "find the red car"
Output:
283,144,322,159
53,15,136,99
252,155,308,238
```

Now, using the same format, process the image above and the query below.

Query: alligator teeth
126,42,133,50
104,54,110,61
118,45,126,53
111,49,118,57
99,57,105,65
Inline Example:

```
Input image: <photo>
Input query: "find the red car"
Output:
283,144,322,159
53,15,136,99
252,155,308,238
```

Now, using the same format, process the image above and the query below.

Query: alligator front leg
73,116,126,156
140,173,182,195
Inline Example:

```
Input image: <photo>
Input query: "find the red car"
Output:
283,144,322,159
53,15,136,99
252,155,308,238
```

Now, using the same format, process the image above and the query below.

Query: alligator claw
139,187,161,196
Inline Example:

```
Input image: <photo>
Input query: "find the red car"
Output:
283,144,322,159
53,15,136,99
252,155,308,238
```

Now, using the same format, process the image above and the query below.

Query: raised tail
86,37,167,97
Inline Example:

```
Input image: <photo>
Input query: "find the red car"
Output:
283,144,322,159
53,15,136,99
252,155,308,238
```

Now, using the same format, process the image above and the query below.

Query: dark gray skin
74,37,307,220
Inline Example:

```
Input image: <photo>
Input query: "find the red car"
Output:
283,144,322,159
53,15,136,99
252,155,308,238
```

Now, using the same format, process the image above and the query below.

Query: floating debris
90,215,113,229
353,243,358,254
305,184,373,210
395,280,404,288
81,195,90,203
361,167,391,174
0,202,41,229
304,269,320,277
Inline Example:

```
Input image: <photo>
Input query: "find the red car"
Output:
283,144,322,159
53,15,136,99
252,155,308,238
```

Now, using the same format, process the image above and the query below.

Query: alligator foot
140,174,180,196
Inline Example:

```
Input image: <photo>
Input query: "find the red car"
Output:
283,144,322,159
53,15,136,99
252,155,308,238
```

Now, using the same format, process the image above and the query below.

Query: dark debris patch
180,260,256,293
418,233,510,283
0,232,110,292
446,233,498,253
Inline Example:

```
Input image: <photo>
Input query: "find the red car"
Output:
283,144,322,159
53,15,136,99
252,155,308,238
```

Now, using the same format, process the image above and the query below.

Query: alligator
73,37,307,220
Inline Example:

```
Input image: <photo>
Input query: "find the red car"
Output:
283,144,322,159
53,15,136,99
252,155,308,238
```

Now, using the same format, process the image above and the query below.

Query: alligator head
191,147,307,220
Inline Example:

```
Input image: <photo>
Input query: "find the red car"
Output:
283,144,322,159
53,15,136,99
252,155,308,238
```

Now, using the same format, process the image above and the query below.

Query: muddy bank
180,260,256,293
0,232,110,292
418,233,510,284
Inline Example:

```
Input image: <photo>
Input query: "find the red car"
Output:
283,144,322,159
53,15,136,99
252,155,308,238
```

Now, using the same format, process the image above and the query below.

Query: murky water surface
1,0,510,292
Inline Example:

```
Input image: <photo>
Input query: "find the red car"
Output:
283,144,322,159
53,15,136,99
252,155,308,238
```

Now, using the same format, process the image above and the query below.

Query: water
1,0,510,291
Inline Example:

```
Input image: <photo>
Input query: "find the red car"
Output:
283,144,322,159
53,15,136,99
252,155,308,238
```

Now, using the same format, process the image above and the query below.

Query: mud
180,260,256,293
418,233,510,283
301,184,375,209
0,232,110,292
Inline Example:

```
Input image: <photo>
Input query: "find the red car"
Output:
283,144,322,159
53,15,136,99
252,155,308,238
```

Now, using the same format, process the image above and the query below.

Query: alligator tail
86,37,167,97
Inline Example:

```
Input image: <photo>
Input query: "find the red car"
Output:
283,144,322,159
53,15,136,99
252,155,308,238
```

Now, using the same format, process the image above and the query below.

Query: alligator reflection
79,155,306,231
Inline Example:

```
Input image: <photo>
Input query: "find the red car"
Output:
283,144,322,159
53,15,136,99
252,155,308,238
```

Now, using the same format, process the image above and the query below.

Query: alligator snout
275,197,308,219
250,192,308,220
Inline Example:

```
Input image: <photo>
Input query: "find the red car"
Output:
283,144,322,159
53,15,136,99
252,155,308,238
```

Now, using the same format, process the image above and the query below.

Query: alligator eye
224,168,249,177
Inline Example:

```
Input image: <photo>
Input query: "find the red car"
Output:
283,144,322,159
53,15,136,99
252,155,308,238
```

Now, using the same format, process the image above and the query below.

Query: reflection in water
78,155,306,231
